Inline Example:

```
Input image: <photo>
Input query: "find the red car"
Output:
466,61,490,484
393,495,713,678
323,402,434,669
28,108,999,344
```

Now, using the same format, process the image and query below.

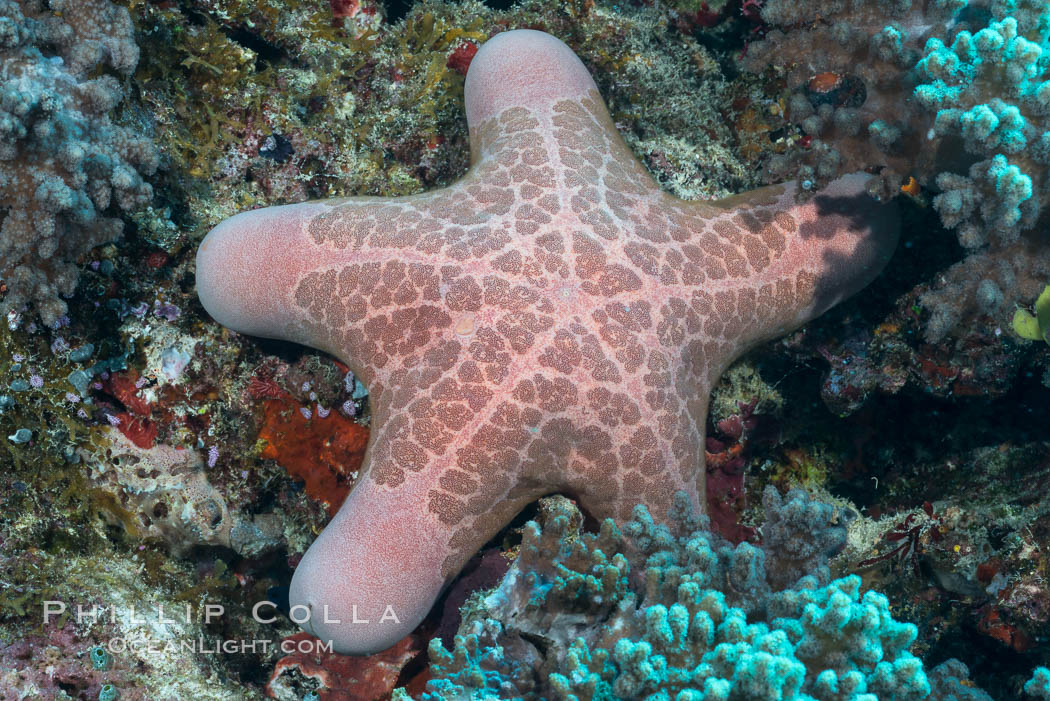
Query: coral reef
83,428,294,558
256,384,369,517
916,237,1050,344
0,544,279,700
744,0,1050,341
86,428,236,553
1029,667,1050,699
0,253,333,699
837,439,1050,669
125,0,751,240
416,490,989,700
0,0,159,326
0,0,1045,697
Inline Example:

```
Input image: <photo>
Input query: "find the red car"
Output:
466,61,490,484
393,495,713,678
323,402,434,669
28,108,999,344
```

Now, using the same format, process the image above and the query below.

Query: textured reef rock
0,0,159,326
415,489,988,700
83,427,289,558
86,429,235,554
838,441,1050,669
266,632,420,701
0,545,275,700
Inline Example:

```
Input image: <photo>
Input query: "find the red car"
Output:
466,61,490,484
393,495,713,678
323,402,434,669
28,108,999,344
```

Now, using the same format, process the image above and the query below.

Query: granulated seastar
196,30,898,654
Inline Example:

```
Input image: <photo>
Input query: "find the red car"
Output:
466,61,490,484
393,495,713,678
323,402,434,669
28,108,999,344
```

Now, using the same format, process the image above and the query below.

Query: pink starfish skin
196,30,898,654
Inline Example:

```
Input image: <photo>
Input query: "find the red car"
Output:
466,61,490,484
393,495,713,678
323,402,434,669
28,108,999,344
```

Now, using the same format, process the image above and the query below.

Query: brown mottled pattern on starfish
286,92,824,573
195,29,898,655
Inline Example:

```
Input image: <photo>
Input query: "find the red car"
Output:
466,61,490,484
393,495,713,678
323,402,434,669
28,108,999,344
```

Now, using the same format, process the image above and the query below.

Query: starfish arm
287,356,705,655
465,31,662,240
286,479,441,655
786,175,900,322
548,396,708,525
289,413,545,655
466,30,604,160
655,174,900,384
197,184,506,387
196,201,323,343
708,174,899,350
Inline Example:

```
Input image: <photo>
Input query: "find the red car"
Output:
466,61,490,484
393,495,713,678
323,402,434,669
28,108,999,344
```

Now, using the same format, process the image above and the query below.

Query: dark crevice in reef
224,26,287,67
386,0,520,23
254,338,318,364
830,388,1050,512
926,620,1032,695
180,3,287,69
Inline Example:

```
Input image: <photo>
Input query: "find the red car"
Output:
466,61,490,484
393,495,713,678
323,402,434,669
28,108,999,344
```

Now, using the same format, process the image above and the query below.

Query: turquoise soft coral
416,491,986,701
916,8,1050,247
746,0,1050,341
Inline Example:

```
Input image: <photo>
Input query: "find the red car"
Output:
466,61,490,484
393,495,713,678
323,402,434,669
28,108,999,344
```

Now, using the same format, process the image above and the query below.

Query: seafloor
0,0,1048,699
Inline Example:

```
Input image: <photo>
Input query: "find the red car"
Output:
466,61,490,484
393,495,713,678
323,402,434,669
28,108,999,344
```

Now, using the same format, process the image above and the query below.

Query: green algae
116,0,755,245
1013,284,1050,344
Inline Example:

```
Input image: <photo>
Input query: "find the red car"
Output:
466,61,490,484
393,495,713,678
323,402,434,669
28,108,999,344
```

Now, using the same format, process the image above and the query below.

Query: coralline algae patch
257,393,369,517
266,632,419,700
